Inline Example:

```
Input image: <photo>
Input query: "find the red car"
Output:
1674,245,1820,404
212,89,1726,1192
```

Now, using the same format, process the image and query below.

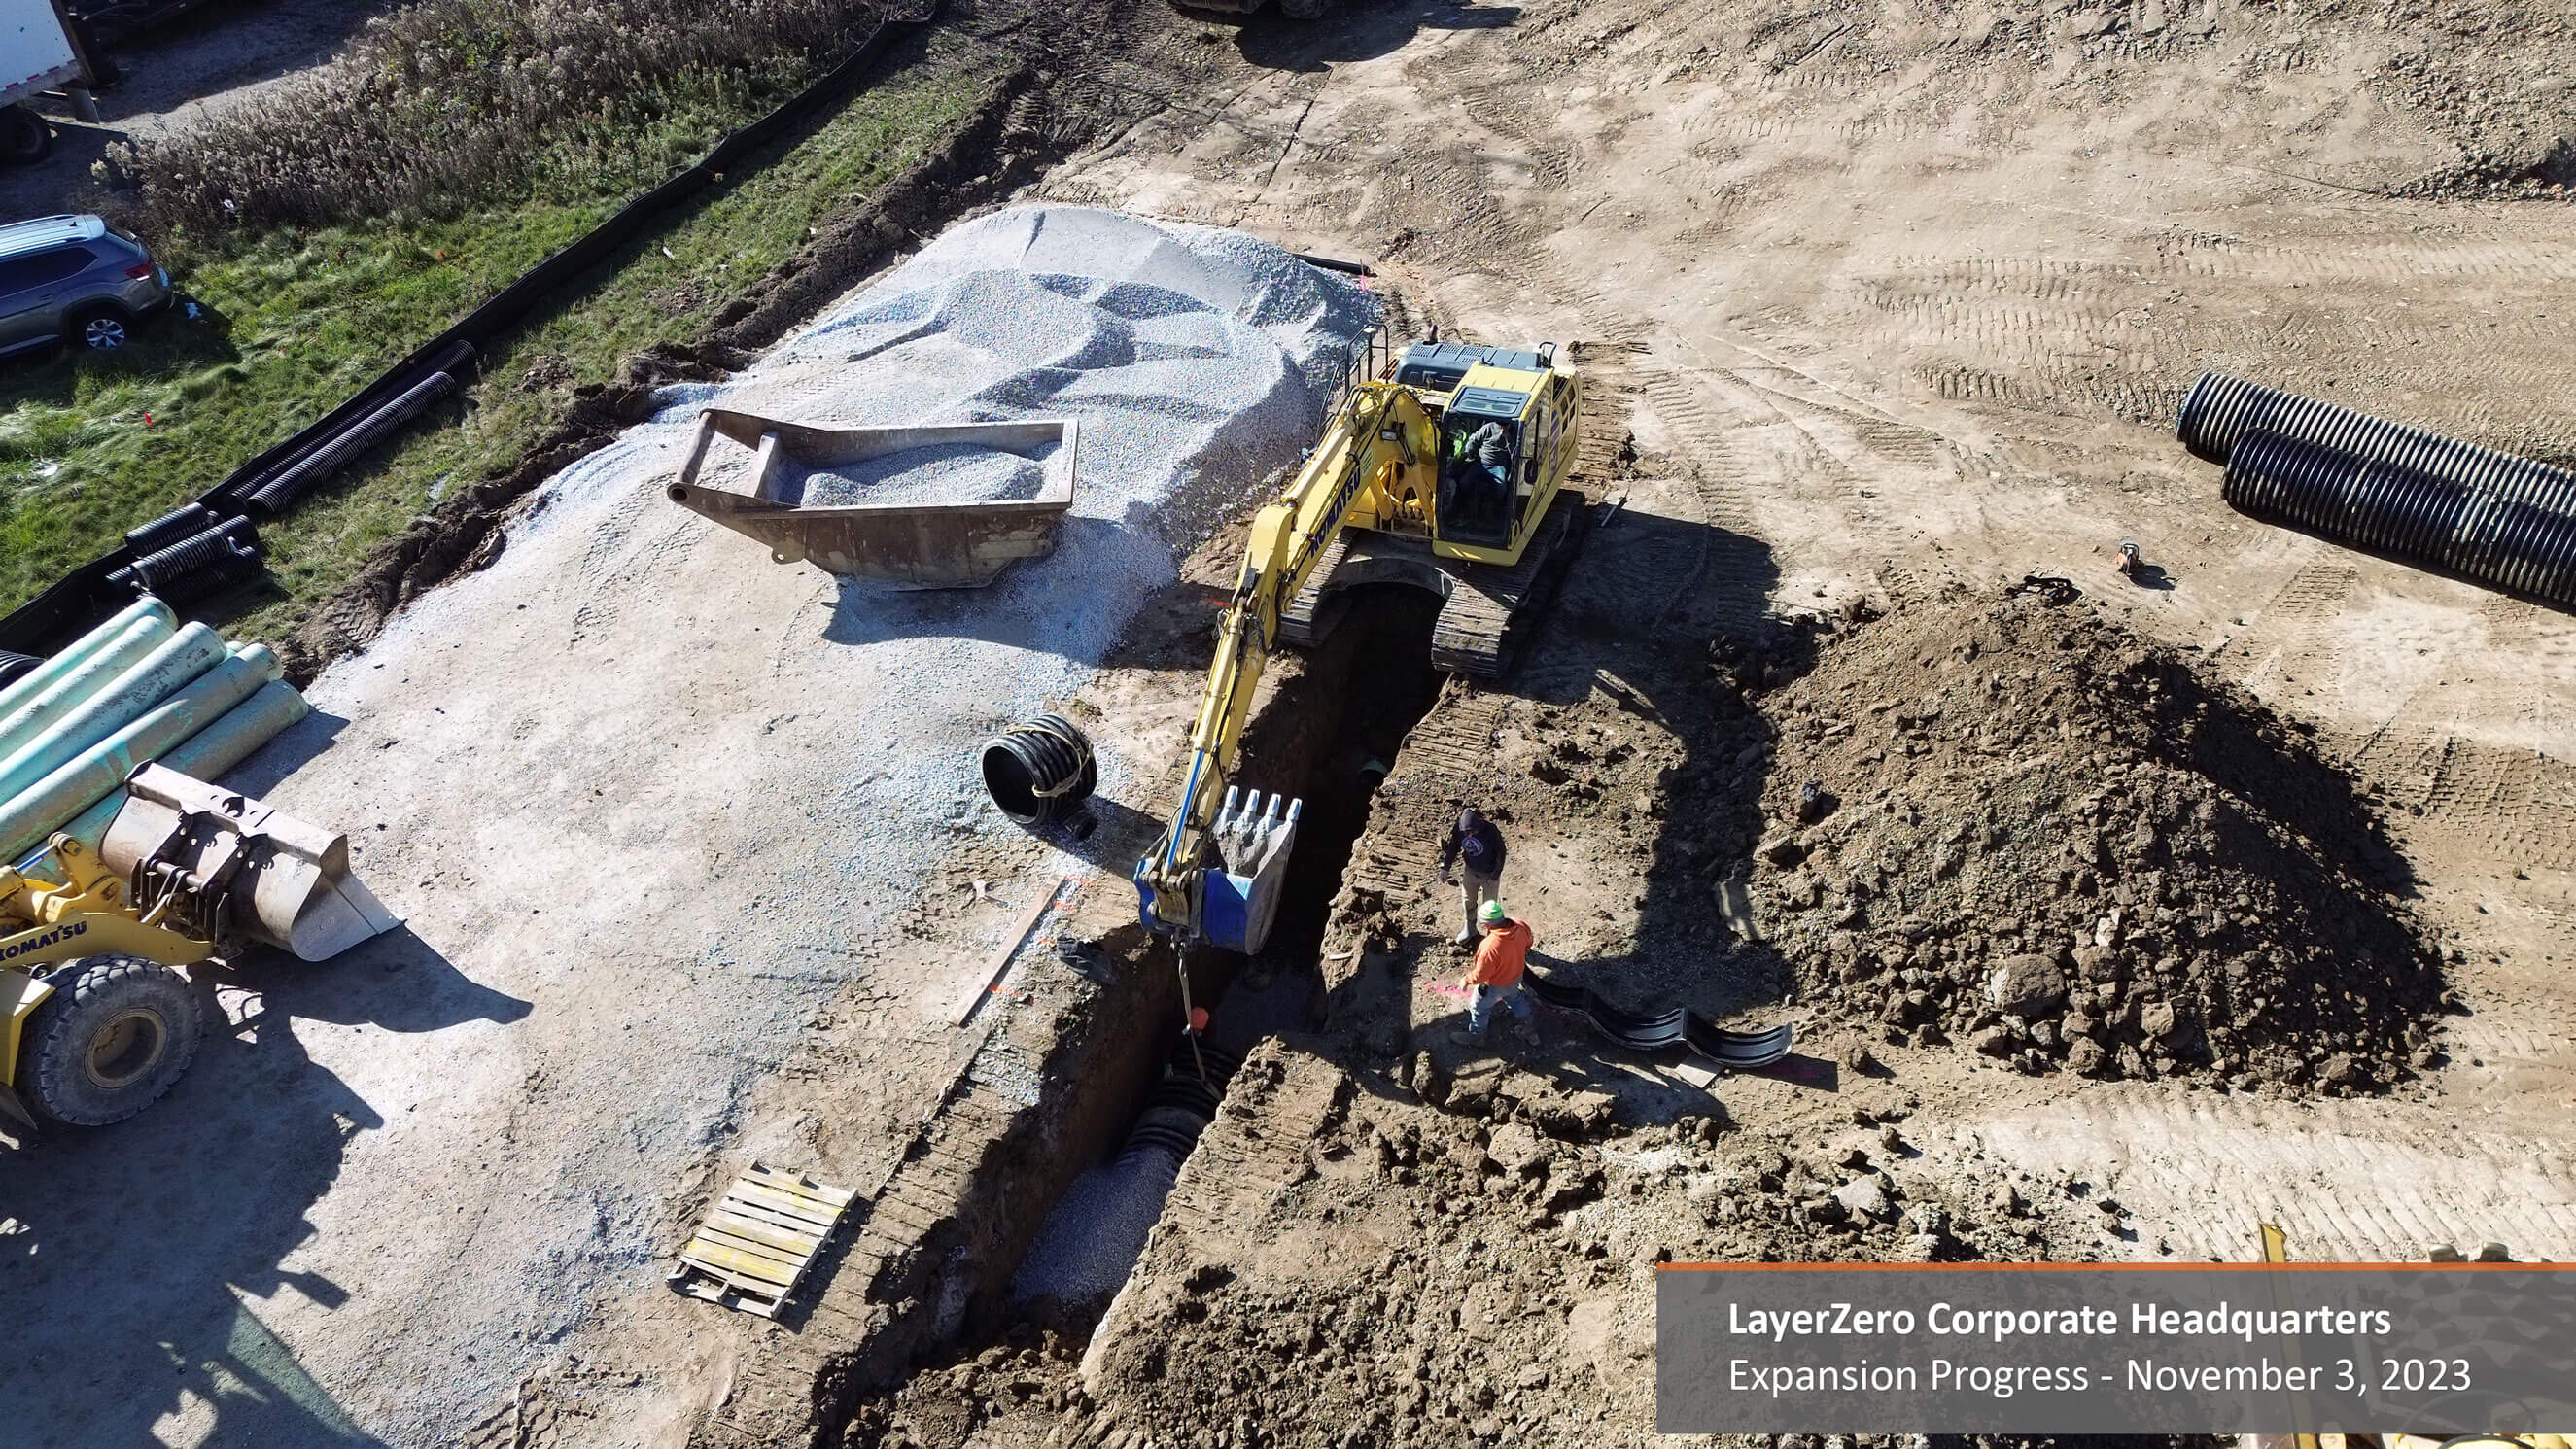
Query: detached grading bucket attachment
665,409,1079,589
101,764,400,962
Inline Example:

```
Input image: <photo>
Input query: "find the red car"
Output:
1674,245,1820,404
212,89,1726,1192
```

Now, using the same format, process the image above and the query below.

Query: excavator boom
1134,382,1438,952
1128,329,1586,955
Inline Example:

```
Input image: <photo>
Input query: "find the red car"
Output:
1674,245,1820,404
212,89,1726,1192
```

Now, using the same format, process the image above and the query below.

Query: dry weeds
112,0,886,231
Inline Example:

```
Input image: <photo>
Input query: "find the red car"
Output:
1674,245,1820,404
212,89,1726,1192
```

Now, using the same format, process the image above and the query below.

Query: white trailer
0,0,94,163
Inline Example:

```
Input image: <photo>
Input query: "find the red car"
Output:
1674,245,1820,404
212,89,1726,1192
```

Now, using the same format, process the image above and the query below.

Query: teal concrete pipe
32,679,314,866
0,597,175,724
0,609,181,767
0,645,281,860
0,621,226,806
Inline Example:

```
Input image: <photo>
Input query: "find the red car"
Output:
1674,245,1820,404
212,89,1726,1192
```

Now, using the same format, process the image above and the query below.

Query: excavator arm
1134,381,1438,952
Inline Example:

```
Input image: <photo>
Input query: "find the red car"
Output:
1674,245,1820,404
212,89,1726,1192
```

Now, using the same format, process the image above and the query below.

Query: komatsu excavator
1133,336,1586,955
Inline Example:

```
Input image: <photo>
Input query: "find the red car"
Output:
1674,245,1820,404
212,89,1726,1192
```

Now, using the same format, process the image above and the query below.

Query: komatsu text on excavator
1133,333,1587,955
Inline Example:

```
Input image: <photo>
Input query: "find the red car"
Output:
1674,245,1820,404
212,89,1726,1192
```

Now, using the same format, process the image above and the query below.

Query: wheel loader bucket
664,410,1079,589
99,764,400,962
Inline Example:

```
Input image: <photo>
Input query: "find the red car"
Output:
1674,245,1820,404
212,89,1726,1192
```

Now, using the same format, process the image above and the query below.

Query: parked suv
0,214,172,357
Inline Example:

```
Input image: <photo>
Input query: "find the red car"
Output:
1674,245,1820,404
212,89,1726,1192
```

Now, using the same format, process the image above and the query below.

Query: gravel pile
791,440,1053,507
1737,593,2444,1093
534,206,1375,846
637,206,1379,627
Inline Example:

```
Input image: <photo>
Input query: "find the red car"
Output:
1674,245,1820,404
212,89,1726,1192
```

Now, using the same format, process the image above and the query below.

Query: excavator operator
1445,419,1514,533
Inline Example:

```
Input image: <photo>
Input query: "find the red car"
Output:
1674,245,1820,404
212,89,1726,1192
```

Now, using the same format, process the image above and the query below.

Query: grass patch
0,57,994,642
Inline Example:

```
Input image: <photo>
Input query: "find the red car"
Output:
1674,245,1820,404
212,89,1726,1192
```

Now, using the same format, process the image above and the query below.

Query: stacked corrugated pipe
0,596,312,869
108,503,263,604
2179,371,2576,609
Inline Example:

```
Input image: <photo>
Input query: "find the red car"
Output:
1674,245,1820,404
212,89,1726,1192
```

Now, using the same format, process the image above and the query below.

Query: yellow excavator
1,764,396,1131
1132,336,1586,954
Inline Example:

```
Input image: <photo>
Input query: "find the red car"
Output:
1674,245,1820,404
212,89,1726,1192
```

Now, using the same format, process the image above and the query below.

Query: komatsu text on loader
1133,334,1588,956
0,763,396,1131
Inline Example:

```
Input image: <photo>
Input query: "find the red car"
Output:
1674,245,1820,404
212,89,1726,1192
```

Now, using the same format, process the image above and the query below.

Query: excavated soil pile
835,1043,2201,1449
1741,591,2443,1094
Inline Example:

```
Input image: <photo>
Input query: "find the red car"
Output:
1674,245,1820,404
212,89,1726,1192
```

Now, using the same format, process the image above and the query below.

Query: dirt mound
1740,590,2443,1094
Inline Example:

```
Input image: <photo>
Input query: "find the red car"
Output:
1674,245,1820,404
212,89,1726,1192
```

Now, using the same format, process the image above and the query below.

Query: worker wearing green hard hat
1452,897,1536,1049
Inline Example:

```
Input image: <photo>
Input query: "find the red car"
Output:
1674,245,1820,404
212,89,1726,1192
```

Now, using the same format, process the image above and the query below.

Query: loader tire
21,955,201,1128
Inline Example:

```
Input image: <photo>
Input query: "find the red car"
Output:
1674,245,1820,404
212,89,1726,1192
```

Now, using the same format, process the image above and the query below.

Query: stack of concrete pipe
0,596,311,865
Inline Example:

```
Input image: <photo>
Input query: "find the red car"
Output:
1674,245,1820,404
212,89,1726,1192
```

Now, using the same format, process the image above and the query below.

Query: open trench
805,589,1448,1443
1012,586,1447,1321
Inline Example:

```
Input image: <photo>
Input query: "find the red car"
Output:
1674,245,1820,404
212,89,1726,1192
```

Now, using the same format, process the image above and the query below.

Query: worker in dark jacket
1438,807,1507,946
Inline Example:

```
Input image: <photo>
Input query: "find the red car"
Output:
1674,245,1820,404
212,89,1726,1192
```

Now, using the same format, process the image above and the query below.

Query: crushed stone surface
1007,1147,1183,1311
0,206,1376,1449
791,440,1056,507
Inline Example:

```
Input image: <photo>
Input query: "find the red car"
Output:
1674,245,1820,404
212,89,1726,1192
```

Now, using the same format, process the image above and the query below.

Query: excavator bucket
665,410,1079,589
99,764,400,962
1196,788,1303,954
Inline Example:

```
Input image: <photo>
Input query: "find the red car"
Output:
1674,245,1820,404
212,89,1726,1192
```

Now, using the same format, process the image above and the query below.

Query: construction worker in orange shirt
1451,898,1538,1048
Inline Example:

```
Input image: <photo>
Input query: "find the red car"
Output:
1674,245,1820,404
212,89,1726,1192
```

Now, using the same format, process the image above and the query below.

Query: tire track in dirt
568,479,707,648
1672,110,1943,147
1977,1090,2576,1262
2386,737,2576,875
2239,559,2357,702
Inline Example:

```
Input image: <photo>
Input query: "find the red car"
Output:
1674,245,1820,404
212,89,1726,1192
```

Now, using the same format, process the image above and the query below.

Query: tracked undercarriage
1279,489,1592,679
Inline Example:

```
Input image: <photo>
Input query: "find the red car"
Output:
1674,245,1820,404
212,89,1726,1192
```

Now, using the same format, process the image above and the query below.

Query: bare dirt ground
10,0,2576,1445
1031,0,2576,1264
821,0,2576,1440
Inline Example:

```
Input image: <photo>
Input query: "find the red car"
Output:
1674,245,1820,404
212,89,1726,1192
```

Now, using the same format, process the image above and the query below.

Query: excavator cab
1396,340,1575,559
1437,406,1522,547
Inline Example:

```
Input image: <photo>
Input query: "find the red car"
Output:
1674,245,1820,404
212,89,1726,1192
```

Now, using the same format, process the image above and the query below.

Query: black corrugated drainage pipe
2223,430,2576,609
980,713,1097,828
1121,1041,1239,1166
246,344,473,514
105,514,262,604
2178,371,2576,516
122,501,219,556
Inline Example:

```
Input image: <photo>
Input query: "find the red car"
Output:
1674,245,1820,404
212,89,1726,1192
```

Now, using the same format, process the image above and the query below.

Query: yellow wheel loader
0,833,212,1130
0,764,396,1132
1132,334,1588,954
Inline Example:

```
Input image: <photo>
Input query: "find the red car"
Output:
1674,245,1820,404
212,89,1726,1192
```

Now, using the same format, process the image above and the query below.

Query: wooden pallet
667,1163,856,1318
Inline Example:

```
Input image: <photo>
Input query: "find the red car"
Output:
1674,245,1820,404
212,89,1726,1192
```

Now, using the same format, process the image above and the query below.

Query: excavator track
1428,489,1591,679
1277,491,1594,678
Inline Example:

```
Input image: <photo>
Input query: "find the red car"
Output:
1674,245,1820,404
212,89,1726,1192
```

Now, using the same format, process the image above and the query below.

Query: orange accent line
1655,1262,2573,1272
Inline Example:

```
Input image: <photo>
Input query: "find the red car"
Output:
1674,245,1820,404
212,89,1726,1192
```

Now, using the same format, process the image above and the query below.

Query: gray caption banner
1657,1266,2576,1434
